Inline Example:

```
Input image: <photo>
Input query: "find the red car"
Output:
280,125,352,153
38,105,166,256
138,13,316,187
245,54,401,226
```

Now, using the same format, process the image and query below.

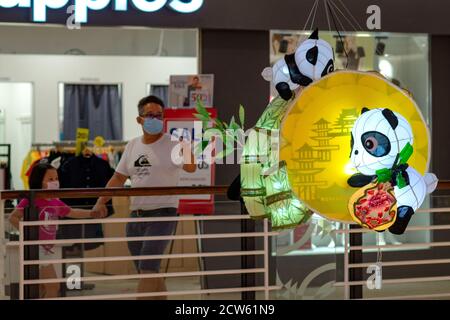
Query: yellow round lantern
280,70,430,222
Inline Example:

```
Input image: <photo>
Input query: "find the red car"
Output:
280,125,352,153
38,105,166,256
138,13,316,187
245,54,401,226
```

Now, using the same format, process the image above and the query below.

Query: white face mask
46,181,60,190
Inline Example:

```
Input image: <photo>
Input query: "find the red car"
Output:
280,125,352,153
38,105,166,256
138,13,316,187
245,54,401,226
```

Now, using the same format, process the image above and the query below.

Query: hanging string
328,0,347,38
309,0,320,32
328,0,358,32
336,0,363,30
298,0,320,45
324,0,332,32
325,0,349,68
302,0,320,34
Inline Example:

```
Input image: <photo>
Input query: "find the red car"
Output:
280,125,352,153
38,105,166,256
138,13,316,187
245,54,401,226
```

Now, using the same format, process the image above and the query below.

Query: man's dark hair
138,95,165,115
28,162,56,189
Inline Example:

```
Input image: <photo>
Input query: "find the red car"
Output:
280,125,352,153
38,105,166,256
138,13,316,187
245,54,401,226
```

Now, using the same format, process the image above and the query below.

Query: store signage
0,0,203,23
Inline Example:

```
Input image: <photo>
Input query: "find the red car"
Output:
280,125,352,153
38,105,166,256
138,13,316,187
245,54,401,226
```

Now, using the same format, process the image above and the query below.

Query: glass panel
0,24,198,57
272,216,343,300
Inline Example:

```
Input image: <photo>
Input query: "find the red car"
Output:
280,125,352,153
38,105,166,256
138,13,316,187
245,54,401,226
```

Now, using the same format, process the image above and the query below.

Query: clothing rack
32,140,127,148
23,141,126,186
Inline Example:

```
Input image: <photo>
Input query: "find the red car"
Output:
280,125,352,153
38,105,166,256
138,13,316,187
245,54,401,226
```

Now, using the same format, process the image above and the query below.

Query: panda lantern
228,28,335,226
347,108,438,234
263,28,335,100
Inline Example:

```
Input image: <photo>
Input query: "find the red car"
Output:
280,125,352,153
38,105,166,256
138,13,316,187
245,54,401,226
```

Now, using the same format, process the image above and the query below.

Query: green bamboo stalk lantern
193,95,312,230
240,96,312,229
241,162,268,219
264,161,310,229
240,128,271,218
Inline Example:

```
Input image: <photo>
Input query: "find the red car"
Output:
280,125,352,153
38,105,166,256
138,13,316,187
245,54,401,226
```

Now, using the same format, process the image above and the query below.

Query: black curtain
63,84,123,140
150,85,169,107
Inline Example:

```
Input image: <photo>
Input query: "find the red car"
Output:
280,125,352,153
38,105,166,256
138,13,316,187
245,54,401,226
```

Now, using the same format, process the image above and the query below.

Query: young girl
9,162,106,298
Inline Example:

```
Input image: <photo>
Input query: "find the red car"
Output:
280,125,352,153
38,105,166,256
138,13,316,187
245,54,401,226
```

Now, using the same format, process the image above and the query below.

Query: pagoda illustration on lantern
311,118,340,161
331,108,359,137
289,143,326,201
290,116,344,201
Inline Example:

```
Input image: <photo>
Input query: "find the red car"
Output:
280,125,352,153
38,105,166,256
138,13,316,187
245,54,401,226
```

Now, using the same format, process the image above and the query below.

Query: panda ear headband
284,28,321,87
361,107,399,130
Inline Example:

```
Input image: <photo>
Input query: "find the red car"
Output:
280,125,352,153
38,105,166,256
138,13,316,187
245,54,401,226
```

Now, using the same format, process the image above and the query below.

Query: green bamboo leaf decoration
195,97,210,118
194,113,210,122
229,116,241,131
193,99,250,159
239,105,245,128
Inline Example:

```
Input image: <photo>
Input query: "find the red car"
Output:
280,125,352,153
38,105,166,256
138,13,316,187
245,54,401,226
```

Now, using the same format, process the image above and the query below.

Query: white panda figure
263,29,334,101
348,108,438,235
294,28,335,86
263,59,300,100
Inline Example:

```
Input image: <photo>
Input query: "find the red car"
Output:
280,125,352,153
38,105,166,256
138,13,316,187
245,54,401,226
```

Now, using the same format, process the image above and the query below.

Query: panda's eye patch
361,131,391,157
321,59,334,77
306,46,318,65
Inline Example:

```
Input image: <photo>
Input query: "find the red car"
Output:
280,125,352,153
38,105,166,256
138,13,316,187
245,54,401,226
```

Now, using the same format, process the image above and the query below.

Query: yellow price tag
75,128,89,156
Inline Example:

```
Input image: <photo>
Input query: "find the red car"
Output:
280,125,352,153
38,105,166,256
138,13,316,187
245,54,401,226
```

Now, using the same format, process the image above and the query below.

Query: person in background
93,95,196,300
9,162,106,298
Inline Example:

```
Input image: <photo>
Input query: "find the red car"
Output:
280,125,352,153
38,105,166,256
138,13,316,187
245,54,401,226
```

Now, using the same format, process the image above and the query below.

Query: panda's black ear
309,28,319,40
382,108,399,130
361,107,370,114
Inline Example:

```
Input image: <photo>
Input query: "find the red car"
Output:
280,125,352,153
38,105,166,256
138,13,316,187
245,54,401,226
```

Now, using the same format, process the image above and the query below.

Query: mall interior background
1,0,450,299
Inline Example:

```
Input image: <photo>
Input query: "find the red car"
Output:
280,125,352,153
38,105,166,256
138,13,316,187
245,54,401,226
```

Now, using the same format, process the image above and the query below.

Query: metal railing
17,215,278,300
2,181,450,300
272,181,450,300
333,207,450,299
0,186,280,300
334,180,450,299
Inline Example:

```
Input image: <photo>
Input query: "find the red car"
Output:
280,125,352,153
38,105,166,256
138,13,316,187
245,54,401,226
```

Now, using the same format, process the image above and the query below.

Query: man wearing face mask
93,95,196,299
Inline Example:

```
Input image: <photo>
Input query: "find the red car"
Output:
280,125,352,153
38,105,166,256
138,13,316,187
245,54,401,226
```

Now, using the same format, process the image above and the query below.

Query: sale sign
164,108,217,214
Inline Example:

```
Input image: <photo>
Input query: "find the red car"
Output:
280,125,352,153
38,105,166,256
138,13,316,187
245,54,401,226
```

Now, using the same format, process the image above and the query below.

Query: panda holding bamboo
348,107,438,234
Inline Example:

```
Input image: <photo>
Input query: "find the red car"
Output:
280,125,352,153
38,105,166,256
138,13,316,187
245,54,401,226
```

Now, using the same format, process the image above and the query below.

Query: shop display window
0,24,199,191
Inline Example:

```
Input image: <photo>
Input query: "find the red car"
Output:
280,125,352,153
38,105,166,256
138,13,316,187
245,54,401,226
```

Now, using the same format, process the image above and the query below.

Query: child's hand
90,210,107,219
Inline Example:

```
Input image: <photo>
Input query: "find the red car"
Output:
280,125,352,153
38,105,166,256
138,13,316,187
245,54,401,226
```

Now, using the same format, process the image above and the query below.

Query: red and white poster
168,74,214,108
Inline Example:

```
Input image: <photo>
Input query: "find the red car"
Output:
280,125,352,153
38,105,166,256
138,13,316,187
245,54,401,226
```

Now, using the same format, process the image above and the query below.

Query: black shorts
126,207,178,272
